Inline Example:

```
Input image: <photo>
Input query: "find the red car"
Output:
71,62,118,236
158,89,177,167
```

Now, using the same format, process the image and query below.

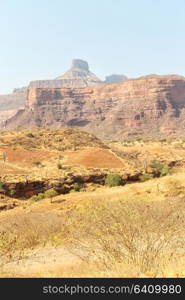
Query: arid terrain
0,128,185,277
1,60,185,278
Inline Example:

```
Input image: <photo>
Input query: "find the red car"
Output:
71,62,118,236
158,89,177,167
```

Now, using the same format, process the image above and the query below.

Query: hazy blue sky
0,0,185,93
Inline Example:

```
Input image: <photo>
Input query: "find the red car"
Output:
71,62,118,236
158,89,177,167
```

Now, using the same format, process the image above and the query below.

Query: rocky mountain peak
71,59,89,71
56,59,101,85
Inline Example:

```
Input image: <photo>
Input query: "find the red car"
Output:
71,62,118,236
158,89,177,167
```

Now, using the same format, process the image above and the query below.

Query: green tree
105,174,125,187
44,188,58,203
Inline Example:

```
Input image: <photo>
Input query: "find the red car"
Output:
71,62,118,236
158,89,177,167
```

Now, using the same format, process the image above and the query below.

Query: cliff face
0,88,26,126
4,75,185,139
0,59,128,127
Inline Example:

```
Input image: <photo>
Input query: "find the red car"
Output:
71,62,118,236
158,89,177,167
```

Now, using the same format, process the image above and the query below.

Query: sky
0,0,185,93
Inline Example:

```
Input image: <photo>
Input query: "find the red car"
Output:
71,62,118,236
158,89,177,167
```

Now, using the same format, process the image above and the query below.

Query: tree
44,188,58,203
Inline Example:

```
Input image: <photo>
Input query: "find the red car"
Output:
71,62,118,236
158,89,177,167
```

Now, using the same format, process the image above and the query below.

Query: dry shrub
0,212,63,262
59,198,185,275
165,178,185,197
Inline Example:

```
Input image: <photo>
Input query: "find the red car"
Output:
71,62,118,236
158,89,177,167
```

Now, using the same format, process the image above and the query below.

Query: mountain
0,59,127,127
4,74,185,139
104,74,128,84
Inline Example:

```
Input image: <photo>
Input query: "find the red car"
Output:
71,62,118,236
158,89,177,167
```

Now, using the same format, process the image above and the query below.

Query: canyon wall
4,75,185,139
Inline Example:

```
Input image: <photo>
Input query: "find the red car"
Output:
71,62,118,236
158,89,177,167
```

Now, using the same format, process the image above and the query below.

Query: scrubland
0,131,185,277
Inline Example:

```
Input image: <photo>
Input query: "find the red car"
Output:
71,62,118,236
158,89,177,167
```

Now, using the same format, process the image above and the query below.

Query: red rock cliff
4,75,185,139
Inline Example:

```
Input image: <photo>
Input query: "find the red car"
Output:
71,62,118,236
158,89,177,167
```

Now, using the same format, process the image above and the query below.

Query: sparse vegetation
30,193,45,202
1,130,185,278
73,182,83,192
9,189,16,197
0,182,4,189
139,173,154,182
105,174,125,187
26,132,35,138
44,188,58,203
32,161,42,166
150,160,170,177
57,162,62,169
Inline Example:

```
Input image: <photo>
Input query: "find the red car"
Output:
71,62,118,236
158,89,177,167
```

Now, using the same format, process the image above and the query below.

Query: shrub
26,132,35,138
139,173,154,182
57,162,62,170
150,160,170,177
44,188,58,203
30,193,45,202
73,182,83,192
32,161,42,166
0,182,4,189
105,174,125,187
9,189,16,197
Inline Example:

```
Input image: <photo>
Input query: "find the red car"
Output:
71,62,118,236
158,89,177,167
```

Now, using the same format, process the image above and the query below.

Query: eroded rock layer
4,75,185,139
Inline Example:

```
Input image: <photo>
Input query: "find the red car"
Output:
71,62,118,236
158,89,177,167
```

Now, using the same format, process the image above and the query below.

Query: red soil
0,148,54,165
64,148,124,168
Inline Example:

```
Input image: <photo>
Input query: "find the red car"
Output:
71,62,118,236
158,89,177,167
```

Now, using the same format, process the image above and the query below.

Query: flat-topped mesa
104,74,128,84
71,59,89,71
30,59,102,89
56,58,102,86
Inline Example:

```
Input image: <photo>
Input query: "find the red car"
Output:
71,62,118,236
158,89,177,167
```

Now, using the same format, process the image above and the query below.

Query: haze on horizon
0,0,185,94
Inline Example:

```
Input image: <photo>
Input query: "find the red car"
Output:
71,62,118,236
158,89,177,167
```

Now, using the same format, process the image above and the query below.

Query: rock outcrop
0,88,27,126
4,74,185,139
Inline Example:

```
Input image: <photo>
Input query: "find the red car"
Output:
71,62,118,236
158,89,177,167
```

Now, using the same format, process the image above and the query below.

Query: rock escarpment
4,75,185,139
0,59,127,126
0,88,27,125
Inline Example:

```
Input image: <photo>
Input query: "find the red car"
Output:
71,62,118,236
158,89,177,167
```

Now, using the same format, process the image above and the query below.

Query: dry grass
0,212,63,264
0,185,185,277
55,197,185,277
1,133,185,277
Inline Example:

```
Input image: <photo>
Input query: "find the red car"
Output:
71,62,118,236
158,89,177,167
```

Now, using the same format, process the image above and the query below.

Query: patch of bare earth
64,148,124,168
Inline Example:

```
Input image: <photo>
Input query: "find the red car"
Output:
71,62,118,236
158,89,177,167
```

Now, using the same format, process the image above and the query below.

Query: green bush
57,162,62,169
73,182,83,192
30,193,45,202
32,161,42,166
150,160,170,177
105,174,125,187
139,173,154,182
